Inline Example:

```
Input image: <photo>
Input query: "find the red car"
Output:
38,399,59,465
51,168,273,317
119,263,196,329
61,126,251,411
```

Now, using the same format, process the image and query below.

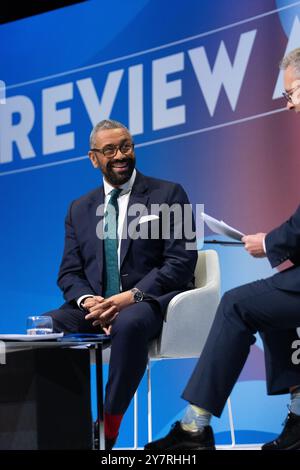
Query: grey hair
280,48,300,75
89,119,130,148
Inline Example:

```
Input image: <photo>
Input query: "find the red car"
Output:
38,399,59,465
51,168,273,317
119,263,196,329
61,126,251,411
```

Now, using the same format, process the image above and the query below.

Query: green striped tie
103,188,122,298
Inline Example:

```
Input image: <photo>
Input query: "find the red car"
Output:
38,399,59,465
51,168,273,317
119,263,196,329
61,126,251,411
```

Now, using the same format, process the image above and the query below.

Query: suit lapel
120,172,149,268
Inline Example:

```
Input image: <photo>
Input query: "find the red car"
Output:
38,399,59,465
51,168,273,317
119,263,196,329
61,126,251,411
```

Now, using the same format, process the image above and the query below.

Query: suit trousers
45,300,163,415
182,276,300,417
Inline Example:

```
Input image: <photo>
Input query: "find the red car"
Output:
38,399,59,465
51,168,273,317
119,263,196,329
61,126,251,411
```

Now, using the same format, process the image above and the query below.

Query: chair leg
226,396,236,447
147,361,153,443
133,390,138,449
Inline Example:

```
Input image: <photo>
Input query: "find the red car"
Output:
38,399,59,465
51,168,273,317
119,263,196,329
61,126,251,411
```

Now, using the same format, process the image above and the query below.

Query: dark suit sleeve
135,184,197,296
57,202,95,304
265,205,300,268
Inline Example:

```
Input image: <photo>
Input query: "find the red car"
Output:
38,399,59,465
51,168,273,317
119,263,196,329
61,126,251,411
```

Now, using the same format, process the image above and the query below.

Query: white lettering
0,95,35,163
291,339,300,365
42,83,74,154
0,80,6,104
129,64,144,135
189,30,256,115
273,16,300,99
77,71,124,125
152,52,185,130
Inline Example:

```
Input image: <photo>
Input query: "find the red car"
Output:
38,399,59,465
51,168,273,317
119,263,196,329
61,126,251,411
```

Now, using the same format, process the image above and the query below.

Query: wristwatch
131,288,144,303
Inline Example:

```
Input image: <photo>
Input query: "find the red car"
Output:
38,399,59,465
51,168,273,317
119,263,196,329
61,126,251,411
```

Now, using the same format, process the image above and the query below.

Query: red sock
104,412,123,439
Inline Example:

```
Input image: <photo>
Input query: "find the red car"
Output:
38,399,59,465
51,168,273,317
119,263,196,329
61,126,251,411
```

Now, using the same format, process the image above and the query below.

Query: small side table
0,339,109,450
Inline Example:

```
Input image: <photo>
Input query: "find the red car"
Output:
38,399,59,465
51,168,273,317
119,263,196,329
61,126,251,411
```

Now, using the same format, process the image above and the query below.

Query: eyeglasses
91,142,134,158
282,85,300,103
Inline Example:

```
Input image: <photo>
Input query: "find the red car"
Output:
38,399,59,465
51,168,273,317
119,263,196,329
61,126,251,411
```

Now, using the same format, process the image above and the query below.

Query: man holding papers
145,48,300,451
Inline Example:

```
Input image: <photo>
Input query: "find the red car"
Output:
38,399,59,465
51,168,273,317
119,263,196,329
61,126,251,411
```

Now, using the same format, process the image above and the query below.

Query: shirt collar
103,168,137,197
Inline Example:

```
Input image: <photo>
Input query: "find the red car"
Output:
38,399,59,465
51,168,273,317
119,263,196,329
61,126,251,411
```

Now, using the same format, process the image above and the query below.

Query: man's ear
88,151,100,169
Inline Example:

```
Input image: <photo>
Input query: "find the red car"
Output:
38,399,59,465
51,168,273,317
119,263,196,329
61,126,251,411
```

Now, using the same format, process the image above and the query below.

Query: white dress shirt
263,235,266,254
77,169,137,308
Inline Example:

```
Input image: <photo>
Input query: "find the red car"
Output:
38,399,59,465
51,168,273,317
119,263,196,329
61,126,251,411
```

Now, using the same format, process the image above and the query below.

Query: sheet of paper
201,212,245,241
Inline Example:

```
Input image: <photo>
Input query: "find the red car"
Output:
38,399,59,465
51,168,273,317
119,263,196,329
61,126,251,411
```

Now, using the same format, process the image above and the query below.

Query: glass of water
26,316,53,335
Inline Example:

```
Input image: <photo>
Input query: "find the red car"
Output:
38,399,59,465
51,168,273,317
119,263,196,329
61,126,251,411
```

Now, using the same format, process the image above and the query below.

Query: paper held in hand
201,212,245,241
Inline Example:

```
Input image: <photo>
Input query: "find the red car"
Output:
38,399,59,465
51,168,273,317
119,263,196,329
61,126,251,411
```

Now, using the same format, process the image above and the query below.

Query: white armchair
149,249,220,359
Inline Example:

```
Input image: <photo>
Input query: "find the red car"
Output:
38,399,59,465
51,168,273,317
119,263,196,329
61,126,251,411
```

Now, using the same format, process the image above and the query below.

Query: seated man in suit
145,48,300,451
45,119,197,450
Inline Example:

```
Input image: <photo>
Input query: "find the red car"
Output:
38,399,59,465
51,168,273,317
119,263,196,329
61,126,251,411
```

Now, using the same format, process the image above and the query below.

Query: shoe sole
193,446,216,451
262,442,300,451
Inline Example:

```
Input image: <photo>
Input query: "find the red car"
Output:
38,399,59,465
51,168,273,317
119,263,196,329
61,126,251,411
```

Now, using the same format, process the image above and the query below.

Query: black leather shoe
105,436,117,451
262,411,300,450
144,421,216,451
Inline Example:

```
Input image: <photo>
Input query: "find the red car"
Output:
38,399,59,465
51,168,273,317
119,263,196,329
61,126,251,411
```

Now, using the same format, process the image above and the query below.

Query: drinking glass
26,316,53,335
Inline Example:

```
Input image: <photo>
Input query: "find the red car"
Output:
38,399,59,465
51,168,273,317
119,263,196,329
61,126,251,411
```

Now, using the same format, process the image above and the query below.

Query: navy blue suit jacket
58,171,197,313
266,205,300,292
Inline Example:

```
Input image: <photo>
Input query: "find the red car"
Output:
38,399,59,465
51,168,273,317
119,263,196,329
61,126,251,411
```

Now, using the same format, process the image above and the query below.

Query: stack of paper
0,333,64,341
201,212,244,241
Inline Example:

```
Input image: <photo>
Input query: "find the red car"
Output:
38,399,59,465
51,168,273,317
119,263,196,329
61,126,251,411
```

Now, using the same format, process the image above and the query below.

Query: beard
104,156,136,186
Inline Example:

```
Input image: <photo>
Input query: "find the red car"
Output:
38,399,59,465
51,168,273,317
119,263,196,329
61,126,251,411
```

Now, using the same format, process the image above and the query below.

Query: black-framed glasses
91,142,135,158
282,84,300,103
